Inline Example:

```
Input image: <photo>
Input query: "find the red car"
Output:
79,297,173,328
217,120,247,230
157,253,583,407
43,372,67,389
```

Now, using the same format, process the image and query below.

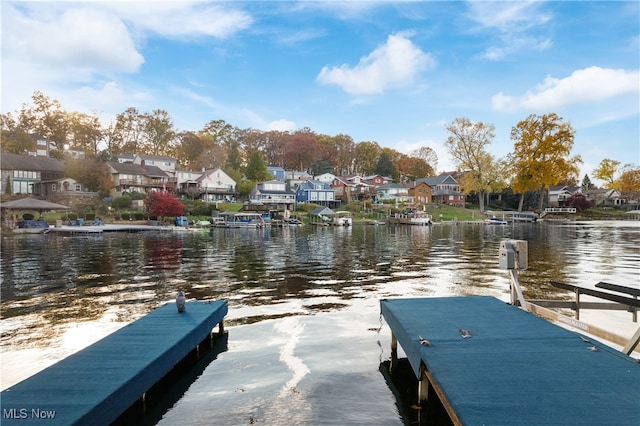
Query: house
250,180,296,211
175,170,204,195
548,186,581,208
0,153,64,196
107,161,172,198
363,174,392,187
133,154,176,175
40,177,94,197
584,188,625,207
267,166,286,181
376,183,410,202
315,172,337,184
342,175,376,201
421,174,465,208
285,170,313,190
296,180,336,205
196,168,237,202
406,181,432,205
29,134,55,157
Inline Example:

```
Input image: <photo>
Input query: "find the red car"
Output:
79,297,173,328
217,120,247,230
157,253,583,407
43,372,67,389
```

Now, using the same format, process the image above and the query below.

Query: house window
52,184,57,192
75,184,82,191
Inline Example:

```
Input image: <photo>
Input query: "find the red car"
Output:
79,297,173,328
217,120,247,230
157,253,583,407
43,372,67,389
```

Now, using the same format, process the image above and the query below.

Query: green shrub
85,213,95,221
120,212,130,220
134,212,144,220
22,213,34,220
68,213,78,220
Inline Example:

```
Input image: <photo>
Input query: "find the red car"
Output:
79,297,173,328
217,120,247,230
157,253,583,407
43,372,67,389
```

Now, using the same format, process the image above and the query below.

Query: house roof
136,154,175,162
107,161,168,178
421,174,459,186
310,207,334,216
0,197,70,211
0,153,64,172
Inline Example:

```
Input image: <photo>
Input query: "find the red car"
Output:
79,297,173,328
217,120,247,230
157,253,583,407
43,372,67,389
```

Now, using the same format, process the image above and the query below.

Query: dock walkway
1,300,227,425
381,296,640,425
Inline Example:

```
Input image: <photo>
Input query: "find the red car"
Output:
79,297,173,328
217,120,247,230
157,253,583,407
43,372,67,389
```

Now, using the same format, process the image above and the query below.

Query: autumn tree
283,128,319,171
68,111,103,155
115,107,144,153
145,191,184,222
592,158,621,189
64,156,112,196
17,91,70,155
617,164,640,202
0,113,35,154
355,141,381,175
409,146,438,174
142,109,175,156
510,113,582,212
444,117,496,212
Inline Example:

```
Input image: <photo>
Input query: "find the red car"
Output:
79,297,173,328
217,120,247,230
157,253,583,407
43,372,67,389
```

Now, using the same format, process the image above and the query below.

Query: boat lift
500,239,640,355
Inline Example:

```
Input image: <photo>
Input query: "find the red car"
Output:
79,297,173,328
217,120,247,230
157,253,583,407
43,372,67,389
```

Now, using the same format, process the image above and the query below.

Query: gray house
0,153,64,196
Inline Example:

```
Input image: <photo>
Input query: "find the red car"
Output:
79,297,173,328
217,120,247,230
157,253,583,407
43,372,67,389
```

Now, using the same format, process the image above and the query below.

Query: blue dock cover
381,296,640,425
1,300,227,425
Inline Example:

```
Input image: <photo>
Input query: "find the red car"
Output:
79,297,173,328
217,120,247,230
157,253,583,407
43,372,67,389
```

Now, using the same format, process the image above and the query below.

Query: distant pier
381,296,640,425
1,300,228,425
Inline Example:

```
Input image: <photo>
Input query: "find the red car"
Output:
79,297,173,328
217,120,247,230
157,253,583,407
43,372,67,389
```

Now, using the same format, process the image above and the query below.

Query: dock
381,296,640,425
1,300,228,425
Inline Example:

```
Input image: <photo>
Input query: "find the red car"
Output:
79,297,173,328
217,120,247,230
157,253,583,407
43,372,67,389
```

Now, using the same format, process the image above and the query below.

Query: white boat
332,211,352,226
222,212,267,228
485,216,508,225
389,211,432,226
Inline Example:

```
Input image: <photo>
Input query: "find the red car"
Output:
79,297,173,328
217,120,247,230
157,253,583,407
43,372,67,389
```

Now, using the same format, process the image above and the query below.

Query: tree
581,174,594,192
0,113,35,154
592,158,620,189
245,151,272,181
376,151,398,181
64,156,113,196
354,141,381,175
409,146,438,174
145,192,184,221
617,165,640,203
444,117,496,212
565,192,592,212
510,113,582,212
115,107,144,153
68,112,103,155
142,109,175,156
17,91,70,154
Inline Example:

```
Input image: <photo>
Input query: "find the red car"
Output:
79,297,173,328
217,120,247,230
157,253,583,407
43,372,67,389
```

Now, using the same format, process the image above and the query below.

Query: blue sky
2,1,638,181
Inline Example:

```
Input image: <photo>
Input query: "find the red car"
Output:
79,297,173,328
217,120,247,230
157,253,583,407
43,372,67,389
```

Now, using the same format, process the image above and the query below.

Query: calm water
1,221,639,424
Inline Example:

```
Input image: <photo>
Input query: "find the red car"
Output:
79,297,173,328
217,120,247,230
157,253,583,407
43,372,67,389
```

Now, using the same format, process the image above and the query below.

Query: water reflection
1,221,639,388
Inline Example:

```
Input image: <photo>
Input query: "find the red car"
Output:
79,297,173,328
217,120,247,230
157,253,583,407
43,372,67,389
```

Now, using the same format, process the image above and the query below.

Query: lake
1,220,639,424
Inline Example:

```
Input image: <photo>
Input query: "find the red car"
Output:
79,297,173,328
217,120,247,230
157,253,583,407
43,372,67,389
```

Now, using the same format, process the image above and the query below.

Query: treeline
1,91,638,213
0,91,437,183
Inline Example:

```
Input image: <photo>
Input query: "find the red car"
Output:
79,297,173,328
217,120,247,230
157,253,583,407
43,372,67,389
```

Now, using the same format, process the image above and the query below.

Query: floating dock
381,296,640,425
1,300,227,425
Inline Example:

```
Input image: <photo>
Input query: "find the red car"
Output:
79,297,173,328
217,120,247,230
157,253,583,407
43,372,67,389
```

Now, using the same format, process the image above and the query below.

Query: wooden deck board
381,296,640,425
1,300,227,425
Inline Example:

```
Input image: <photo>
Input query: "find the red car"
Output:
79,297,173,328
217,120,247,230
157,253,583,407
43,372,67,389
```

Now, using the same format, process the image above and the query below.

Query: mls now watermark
3,408,57,419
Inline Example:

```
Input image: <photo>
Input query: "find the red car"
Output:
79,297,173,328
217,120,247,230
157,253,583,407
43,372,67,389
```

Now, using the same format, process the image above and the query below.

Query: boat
332,211,352,227
512,212,538,223
485,216,508,225
13,219,50,234
221,212,267,228
389,211,432,226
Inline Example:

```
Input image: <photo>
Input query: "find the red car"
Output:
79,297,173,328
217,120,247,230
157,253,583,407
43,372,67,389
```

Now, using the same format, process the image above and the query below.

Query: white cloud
466,1,553,60
316,34,435,95
105,2,253,39
492,66,640,111
266,119,296,132
3,5,143,73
